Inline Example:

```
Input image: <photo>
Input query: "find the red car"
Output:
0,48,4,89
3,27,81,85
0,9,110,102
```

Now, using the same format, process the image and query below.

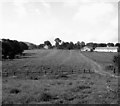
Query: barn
94,47,118,52
81,46,93,52
44,45,49,49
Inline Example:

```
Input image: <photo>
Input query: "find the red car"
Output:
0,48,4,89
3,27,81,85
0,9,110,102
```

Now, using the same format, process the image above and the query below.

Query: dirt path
81,52,118,78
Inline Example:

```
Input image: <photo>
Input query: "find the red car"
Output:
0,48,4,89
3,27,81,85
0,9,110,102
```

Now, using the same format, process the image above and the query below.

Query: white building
81,46,93,51
94,47,118,52
44,45,49,49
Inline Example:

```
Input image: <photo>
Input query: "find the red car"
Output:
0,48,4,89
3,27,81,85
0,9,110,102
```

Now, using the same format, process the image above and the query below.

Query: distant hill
24,42,38,49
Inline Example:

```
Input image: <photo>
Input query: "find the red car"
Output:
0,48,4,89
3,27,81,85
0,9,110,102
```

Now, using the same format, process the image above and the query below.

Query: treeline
38,38,120,50
1,38,120,59
1,39,28,59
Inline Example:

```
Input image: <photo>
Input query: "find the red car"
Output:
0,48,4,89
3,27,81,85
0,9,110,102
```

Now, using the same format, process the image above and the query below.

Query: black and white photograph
0,0,120,104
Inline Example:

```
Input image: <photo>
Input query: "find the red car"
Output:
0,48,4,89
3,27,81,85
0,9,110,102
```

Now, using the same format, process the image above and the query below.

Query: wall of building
94,48,117,52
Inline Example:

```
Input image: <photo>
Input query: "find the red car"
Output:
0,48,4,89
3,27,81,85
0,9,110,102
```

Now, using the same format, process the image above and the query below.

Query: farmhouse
81,46,93,52
44,45,49,49
94,47,118,52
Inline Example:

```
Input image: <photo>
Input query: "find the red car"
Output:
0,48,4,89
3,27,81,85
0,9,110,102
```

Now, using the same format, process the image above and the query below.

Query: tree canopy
2,39,28,59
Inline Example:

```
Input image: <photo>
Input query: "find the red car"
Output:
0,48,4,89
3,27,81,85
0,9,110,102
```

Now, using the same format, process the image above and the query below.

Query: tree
2,39,28,59
118,46,120,52
54,38,61,48
98,43,107,47
44,41,52,49
67,42,74,50
2,39,16,59
81,41,85,48
38,44,44,49
75,41,81,49
115,43,120,47
12,40,22,55
19,42,28,53
93,43,98,48
86,42,94,47
107,43,114,47
2,39,12,59
59,42,69,49
86,42,98,49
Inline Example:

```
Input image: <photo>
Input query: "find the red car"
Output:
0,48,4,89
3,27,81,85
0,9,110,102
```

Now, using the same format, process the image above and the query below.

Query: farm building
44,45,49,49
81,46,93,52
94,47,118,52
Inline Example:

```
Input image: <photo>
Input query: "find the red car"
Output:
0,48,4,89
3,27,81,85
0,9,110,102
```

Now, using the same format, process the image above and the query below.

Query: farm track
81,53,118,78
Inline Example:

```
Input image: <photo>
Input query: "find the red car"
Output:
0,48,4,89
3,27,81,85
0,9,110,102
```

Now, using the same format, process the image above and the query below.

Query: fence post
89,69,90,73
113,68,115,74
84,69,85,73
14,72,15,76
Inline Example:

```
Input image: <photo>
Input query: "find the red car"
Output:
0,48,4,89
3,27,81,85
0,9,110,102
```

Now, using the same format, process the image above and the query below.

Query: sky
0,0,119,45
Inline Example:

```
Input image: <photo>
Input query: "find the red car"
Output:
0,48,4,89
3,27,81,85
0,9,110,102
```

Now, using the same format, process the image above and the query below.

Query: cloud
74,3,114,23
72,2,118,43
41,0,51,8
1,0,118,44
77,0,119,3
13,0,29,18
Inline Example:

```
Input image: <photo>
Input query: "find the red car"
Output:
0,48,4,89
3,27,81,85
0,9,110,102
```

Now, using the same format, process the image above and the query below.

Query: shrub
113,54,120,75
113,54,120,66
40,92,53,101
10,88,21,94
2,39,28,59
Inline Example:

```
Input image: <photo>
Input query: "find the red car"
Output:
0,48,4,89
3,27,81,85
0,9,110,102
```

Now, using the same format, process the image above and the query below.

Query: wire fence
1,68,118,78
2,69,96,77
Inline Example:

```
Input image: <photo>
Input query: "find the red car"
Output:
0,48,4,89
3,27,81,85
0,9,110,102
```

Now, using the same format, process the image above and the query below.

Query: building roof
83,46,93,49
95,47,118,50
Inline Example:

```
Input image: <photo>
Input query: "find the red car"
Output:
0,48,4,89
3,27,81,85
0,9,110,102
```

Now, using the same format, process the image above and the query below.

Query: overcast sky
0,0,119,45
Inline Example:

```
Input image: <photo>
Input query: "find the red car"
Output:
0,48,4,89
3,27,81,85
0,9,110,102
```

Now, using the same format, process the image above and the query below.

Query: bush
2,39,28,59
39,92,56,102
113,54,120,66
10,88,21,94
113,54,120,75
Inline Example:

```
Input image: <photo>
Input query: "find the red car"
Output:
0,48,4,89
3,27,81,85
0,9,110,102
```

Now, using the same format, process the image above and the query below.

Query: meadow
2,49,119,104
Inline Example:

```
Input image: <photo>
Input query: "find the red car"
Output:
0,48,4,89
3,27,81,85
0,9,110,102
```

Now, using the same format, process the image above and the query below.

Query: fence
2,69,95,78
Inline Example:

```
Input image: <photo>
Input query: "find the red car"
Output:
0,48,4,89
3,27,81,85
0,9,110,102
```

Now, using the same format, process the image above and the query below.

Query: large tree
81,41,85,48
107,43,114,47
54,38,61,48
67,42,75,50
44,41,52,48
115,43,120,47
59,42,69,49
2,39,28,59
19,42,28,53
38,44,44,49
75,41,81,49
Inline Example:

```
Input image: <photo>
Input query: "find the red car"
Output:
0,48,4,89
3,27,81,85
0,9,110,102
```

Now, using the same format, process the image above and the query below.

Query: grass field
82,52,117,65
2,49,119,104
